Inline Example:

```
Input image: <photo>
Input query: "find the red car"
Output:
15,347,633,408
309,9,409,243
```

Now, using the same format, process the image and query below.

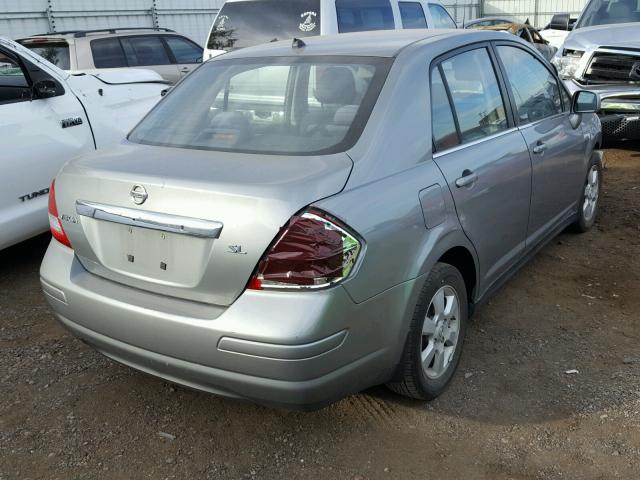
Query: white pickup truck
0,37,167,251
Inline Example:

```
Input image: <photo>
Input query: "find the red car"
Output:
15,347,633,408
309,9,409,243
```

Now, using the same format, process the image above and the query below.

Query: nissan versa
41,30,603,409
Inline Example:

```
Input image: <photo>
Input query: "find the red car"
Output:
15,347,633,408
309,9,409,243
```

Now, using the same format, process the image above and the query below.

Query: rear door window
121,36,172,66
336,0,395,33
165,36,203,64
496,45,562,125
91,38,127,68
440,48,508,143
428,4,457,28
399,2,428,28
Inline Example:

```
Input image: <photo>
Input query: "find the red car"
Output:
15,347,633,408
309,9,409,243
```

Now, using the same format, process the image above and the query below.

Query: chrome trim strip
596,48,640,58
76,200,223,239
433,127,517,158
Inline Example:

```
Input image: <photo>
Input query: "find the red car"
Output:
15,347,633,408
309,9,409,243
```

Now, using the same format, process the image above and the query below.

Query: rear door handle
532,142,547,154
180,67,191,73
455,169,478,188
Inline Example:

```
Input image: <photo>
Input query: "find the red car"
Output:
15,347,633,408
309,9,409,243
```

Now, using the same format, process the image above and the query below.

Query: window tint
207,0,321,51
440,48,508,143
91,38,127,68
129,57,391,155
165,36,203,64
399,2,428,28
496,45,562,124
560,83,572,112
336,0,395,33
428,4,457,28
431,67,459,150
121,36,171,67
0,52,28,88
22,42,70,69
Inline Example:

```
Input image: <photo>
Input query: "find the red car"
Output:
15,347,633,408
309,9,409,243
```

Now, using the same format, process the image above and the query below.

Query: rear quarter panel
315,43,479,305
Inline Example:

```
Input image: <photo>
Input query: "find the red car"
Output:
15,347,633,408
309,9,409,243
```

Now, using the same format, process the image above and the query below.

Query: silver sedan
41,29,603,410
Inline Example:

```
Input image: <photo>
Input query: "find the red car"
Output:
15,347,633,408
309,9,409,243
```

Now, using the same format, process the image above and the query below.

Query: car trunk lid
54,143,353,306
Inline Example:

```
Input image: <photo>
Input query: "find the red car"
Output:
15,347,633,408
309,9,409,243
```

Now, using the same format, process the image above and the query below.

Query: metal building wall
443,2,482,23
481,0,587,27
0,0,223,45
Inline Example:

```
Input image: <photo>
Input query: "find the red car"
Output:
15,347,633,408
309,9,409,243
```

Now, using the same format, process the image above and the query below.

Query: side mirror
549,13,571,31
573,90,600,114
33,79,59,99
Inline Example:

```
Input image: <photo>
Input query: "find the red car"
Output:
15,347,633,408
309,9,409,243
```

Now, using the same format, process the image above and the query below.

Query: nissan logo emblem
130,184,148,205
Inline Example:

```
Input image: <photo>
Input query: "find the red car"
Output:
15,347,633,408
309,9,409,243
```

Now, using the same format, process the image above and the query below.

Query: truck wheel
387,262,468,400
572,158,602,233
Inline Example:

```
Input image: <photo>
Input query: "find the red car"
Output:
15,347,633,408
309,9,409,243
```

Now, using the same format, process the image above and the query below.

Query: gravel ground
1,145,639,480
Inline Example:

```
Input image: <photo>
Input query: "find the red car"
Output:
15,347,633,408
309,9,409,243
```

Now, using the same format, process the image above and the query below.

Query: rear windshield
129,56,392,156
207,0,321,51
21,41,71,70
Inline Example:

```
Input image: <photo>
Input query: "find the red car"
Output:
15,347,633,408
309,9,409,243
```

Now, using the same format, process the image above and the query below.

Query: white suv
204,0,457,59
18,28,203,84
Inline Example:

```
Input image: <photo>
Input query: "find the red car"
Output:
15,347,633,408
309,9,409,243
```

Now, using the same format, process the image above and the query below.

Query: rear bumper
40,240,418,409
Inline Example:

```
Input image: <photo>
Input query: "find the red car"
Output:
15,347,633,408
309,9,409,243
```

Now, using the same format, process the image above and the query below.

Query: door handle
180,67,191,73
455,169,478,188
532,142,547,154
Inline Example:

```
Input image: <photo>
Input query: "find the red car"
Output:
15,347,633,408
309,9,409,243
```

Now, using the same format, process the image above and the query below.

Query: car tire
387,262,468,400
572,156,602,233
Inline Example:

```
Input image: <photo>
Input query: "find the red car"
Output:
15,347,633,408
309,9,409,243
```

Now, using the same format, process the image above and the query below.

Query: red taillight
248,210,362,290
48,179,72,248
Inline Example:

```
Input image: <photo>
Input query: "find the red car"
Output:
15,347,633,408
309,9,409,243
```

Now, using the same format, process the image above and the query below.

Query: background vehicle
203,0,457,59
17,28,203,84
41,30,602,410
463,16,512,28
471,21,557,60
0,37,166,251
539,13,578,48
551,0,640,141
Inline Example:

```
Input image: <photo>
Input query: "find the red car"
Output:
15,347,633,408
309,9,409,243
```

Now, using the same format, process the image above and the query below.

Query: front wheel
387,262,468,400
572,158,602,233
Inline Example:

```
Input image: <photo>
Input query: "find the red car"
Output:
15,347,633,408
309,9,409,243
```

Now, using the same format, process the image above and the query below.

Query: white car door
0,46,94,250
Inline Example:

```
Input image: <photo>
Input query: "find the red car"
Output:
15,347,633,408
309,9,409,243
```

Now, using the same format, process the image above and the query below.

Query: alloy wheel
421,285,461,379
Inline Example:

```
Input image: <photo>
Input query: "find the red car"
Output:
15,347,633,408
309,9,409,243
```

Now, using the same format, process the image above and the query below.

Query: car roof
17,28,178,42
218,29,506,60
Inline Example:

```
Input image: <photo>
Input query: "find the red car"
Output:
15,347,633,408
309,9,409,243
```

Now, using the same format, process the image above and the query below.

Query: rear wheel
387,262,468,400
572,158,602,233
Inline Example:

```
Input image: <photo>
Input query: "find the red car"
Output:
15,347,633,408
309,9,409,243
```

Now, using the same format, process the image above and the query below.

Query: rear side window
440,48,508,143
428,4,457,28
91,38,127,68
336,0,395,33
22,41,70,69
121,36,171,66
399,2,428,28
496,45,562,125
165,36,203,64
431,67,459,150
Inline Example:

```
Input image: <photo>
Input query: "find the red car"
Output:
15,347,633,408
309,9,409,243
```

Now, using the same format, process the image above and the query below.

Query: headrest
314,66,356,105
333,105,359,126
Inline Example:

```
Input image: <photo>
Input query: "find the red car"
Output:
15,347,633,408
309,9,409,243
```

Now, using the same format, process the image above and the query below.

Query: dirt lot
1,145,639,480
